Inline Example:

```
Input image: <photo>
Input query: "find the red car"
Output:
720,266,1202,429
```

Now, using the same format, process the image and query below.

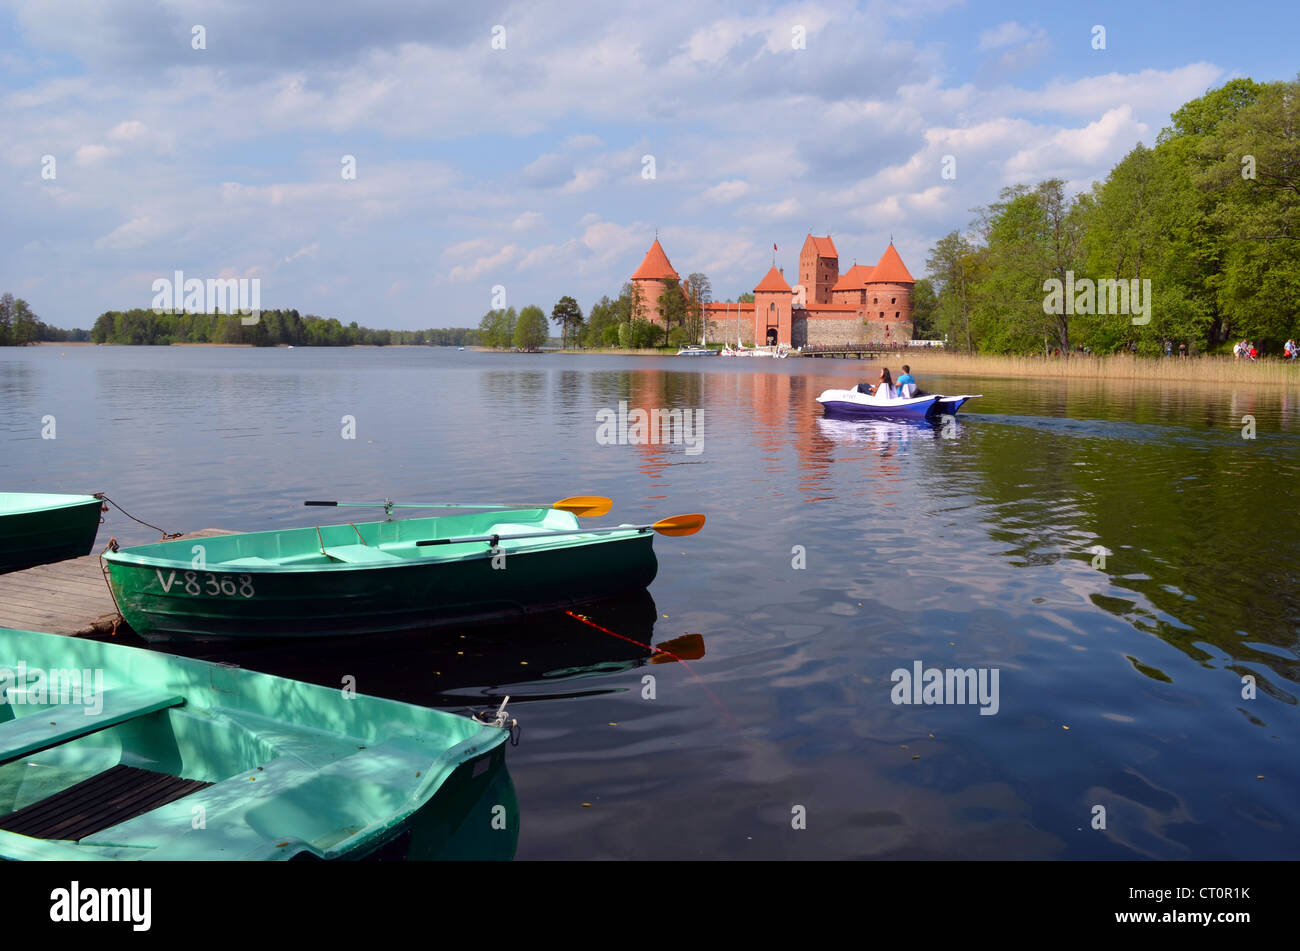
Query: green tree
550,296,584,349
925,231,983,351
513,304,549,350
656,279,687,346
583,295,620,347
910,278,937,337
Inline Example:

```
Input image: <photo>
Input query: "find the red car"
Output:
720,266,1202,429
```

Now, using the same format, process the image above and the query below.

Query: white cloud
74,144,111,164
979,21,1033,51
93,215,168,250
701,179,751,203
447,244,519,282
109,120,146,141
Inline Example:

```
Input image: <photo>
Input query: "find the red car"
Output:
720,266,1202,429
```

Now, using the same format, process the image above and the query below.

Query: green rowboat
104,507,658,641
0,627,514,860
0,493,103,573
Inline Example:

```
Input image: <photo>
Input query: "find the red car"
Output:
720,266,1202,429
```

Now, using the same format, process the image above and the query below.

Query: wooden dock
0,529,236,637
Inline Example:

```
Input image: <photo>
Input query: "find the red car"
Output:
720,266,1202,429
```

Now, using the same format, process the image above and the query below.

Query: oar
303,495,612,517
414,513,706,548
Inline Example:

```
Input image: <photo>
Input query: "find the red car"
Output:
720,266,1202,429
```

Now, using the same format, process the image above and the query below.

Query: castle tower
799,235,839,306
754,266,793,346
864,243,914,324
630,238,681,326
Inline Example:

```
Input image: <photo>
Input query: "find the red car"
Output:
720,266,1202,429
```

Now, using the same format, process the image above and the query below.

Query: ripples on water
2,346,1298,859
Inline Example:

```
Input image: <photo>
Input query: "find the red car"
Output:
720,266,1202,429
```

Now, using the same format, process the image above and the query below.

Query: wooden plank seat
0,687,184,766
0,764,211,841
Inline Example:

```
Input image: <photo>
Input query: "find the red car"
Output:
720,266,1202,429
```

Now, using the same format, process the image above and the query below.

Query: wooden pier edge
0,529,238,638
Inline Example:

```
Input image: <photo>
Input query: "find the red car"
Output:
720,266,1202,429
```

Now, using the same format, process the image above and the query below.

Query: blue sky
1,0,1297,331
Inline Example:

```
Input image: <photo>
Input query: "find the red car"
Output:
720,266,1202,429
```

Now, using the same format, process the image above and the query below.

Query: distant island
0,296,477,347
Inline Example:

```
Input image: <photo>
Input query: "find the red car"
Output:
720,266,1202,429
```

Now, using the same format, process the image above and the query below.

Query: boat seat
0,687,184,766
488,523,544,539
322,544,403,565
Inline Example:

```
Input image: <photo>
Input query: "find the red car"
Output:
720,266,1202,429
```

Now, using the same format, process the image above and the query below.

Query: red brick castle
630,234,915,347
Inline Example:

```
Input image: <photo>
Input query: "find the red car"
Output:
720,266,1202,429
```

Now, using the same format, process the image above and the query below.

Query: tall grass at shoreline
840,351,1300,387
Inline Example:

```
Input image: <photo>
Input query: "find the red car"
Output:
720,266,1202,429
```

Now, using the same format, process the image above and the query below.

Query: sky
1,0,1297,331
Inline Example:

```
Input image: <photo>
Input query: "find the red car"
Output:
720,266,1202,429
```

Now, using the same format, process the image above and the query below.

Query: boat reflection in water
138,589,672,707
812,415,952,451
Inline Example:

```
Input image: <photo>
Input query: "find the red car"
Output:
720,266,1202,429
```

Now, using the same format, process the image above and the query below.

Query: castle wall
705,312,756,346
801,317,914,347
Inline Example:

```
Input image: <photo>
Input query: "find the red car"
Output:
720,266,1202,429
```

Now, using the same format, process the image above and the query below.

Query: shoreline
487,346,1300,385
24,343,1299,385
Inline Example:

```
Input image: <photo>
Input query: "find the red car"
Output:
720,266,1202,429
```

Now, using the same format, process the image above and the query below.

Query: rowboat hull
104,509,659,641
0,493,102,573
0,627,512,860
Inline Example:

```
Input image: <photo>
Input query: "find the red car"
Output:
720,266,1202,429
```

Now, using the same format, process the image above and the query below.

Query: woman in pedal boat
872,367,896,400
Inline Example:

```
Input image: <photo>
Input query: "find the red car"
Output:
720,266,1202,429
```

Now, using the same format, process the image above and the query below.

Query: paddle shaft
307,501,558,510
416,524,650,547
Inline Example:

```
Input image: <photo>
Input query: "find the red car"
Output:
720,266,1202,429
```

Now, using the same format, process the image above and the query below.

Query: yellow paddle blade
652,513,706,537
552,495,612,518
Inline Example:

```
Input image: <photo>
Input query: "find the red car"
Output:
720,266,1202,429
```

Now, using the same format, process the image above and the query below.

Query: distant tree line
922,76,1300,355
0,293,90,344
82,309,477,346
477,275,720,351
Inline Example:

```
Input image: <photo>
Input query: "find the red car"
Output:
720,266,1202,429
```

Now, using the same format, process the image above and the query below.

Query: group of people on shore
855,365,918,400
1234,340,1260,360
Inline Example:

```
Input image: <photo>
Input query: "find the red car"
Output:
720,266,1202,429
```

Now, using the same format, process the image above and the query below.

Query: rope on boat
473,696,521,745
564,610,738,731
97,540,127,636
98,496,183,540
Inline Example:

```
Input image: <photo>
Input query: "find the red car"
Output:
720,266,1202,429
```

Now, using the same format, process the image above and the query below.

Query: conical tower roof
631,239,680,280
868,243,914,284
754,266,792,293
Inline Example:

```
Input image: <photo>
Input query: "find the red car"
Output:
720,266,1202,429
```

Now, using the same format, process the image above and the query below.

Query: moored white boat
676,345,720,356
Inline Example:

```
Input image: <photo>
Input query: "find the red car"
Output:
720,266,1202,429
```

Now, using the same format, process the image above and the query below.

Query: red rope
564,610,737,731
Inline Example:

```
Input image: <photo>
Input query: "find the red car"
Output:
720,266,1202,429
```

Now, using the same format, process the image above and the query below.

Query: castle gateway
630,234,915,348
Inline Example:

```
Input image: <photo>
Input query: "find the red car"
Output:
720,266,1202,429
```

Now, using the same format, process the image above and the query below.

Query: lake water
2,345,1298,859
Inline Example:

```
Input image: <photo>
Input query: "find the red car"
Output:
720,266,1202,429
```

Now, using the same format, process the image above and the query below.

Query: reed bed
860,352,1300,387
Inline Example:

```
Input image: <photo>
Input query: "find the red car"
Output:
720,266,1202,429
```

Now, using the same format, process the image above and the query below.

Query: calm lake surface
3,345,1299,859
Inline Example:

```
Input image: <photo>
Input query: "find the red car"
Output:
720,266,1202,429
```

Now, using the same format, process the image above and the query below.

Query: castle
630,234,915,347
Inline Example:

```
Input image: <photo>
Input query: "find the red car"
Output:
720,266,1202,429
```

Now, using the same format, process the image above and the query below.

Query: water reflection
109,591,676,707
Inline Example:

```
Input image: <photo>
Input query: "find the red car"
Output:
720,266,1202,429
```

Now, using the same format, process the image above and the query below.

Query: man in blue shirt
897,365,917,397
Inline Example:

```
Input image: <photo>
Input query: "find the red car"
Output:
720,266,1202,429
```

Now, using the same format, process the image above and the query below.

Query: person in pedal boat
872,367,896,399
896,365,916,398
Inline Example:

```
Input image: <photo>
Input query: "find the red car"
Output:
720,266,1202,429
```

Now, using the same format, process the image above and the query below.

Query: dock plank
0,530,238,637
